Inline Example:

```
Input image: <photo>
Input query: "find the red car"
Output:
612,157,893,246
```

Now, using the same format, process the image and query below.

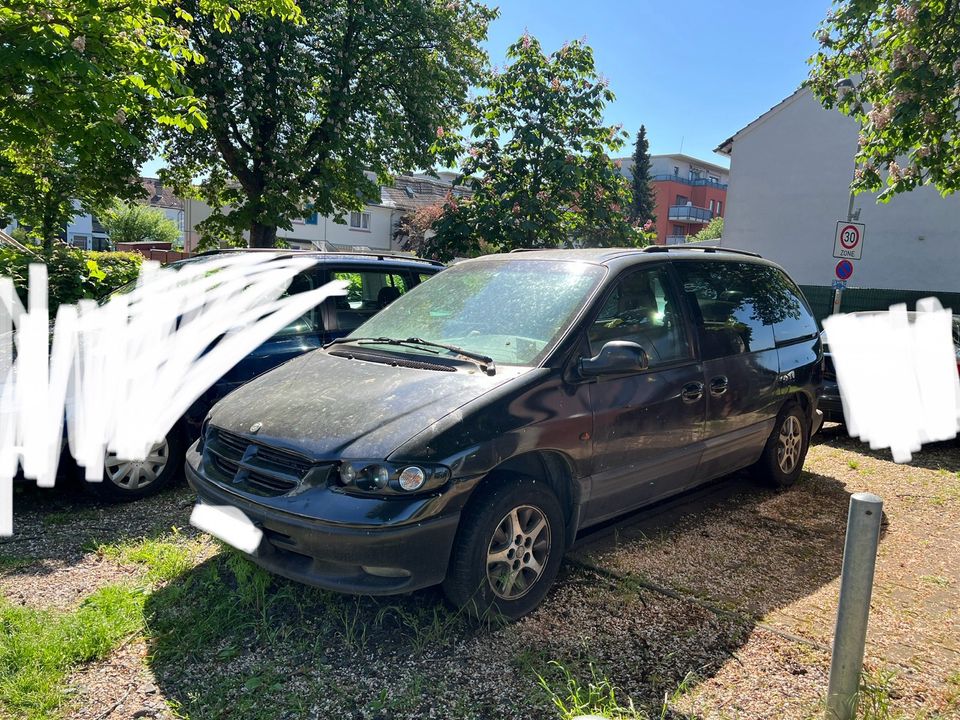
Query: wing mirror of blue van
579,341,649,378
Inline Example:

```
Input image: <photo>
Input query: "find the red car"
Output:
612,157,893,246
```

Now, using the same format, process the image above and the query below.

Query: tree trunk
249,222,277,248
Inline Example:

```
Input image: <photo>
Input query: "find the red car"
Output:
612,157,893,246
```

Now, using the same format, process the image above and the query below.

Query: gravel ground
3,426,959,719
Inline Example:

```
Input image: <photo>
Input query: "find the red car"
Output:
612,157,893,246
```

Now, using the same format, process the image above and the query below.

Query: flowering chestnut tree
162,0,495,247
425,35,646,261
808,0,960,201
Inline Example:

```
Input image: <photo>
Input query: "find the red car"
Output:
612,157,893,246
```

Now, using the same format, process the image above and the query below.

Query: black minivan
186,247,823,619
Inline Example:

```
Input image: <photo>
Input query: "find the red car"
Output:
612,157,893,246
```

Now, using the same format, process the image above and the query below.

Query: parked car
78,249,442,500
819,310,960,424
186,247,823,619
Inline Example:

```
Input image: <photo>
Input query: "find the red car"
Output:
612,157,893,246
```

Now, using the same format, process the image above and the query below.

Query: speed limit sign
833,221,865,260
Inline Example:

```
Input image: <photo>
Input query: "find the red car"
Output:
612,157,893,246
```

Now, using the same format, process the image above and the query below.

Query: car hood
207,348,531,460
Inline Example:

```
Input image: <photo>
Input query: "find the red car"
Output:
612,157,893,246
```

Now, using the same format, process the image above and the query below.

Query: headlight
398,466,426,491
335,461,450,494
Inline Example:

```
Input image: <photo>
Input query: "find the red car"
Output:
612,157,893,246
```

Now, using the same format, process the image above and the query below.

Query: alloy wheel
104,437,170,491
486,504,551,600
777,415,803,474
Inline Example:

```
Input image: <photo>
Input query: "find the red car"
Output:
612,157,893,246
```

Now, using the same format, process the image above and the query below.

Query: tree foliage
99,200,182,247
161,0,495,248
0,0,299,250
629,125,656,224
426,35,644,261
808,0,960,201
690,216,723,242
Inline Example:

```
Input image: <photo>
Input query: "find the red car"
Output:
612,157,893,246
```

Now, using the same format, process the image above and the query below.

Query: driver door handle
681,381,704,403
710,375,729,396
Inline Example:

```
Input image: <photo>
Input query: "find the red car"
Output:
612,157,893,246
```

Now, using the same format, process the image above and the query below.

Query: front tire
754,402,809,489
84,428,186,502
443,477,565,621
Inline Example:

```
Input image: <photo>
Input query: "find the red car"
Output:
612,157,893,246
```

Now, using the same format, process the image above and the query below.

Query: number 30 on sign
833,221,865,260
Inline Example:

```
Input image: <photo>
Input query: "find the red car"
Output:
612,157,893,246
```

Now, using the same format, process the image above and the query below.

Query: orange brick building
619,153,729,245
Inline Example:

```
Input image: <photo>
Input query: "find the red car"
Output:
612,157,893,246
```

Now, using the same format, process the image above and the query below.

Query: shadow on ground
140,457,868,719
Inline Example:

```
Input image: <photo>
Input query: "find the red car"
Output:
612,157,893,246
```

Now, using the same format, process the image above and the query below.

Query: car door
582,263,706,524
672,259,782,482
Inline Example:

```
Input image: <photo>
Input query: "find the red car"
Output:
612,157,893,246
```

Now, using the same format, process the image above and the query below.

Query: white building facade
716,87,960,293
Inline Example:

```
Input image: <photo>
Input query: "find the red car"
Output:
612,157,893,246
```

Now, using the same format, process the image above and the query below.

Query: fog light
398,466,426,491
339,462,357,485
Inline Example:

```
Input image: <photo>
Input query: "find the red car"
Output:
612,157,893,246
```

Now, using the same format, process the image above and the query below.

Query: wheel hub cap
486,504,551,600
777,415,802,474
103,438,170,490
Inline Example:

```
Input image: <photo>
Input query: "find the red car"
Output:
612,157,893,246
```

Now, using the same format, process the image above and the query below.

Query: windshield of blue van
345,258,606,366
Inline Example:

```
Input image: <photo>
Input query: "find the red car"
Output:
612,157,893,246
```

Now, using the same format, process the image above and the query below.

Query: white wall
280,206,394,250
722,89,960,292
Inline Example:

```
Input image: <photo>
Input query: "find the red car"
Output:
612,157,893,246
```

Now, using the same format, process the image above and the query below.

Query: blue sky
142,0,830,176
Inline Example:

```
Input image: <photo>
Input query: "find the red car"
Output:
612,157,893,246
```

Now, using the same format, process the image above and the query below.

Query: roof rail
191,246,445,266
642,245,761,259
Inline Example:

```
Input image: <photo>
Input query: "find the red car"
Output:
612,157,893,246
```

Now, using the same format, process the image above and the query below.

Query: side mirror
579,341,649,378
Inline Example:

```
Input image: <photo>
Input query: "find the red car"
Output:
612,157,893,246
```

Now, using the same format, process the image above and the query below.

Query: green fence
799,285,960,325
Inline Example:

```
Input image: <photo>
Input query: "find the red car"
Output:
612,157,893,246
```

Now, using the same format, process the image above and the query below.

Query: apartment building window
349,211,371,231
716,201,723,216
673,166,679,176
672,224,684,236
709,200,715,213
676,194,689,206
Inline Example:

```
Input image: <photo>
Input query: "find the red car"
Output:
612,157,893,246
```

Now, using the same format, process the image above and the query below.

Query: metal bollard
825,492,883,720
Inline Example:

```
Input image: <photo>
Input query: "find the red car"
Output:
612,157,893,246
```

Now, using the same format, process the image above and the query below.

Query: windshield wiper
326,336,496,376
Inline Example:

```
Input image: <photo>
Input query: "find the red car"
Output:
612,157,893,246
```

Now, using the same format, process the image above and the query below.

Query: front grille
203,426,327,497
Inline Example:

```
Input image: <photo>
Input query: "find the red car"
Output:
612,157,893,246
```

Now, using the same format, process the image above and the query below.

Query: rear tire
442,477,565,621
754,402,809,489
84,427,186,502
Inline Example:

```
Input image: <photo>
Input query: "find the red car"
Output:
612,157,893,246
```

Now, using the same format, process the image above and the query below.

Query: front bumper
185,443,461,595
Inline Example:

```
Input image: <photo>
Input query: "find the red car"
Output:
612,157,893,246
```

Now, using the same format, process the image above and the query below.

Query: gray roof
379,174,472,212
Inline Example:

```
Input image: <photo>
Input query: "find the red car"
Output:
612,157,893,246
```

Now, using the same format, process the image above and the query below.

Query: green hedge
0,245,143,310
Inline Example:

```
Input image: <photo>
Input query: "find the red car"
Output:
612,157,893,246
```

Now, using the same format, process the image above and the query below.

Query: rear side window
674,260,778,359
328,268,425,332
762,268,818,343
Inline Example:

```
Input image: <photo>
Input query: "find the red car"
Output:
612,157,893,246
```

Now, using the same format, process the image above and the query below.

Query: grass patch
0,584,146,719
94,529,211,584
42,508,97,528
0,555,35,573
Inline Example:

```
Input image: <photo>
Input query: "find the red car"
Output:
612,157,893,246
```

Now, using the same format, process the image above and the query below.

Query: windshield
347,258,606,366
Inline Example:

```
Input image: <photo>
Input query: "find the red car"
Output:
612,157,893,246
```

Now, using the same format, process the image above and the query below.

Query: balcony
665,235,689,245
668,204,713,223
651,174,728,190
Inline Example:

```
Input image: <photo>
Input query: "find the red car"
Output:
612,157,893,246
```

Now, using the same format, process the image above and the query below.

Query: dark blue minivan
83,249,442,500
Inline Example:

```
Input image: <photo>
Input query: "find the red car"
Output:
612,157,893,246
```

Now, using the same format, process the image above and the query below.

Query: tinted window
329,268,424,332
588,266,692,367
764,268,818,343
674,260,778,359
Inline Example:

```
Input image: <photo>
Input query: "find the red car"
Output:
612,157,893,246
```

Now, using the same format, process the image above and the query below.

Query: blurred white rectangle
823,298,960,463
190,502,263,554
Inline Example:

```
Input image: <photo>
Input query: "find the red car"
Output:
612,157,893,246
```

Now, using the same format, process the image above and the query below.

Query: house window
676,195,689,206
673,166,679,176
716,201,723,216
673,224,684,236
709,200,715,212
349,211,371,231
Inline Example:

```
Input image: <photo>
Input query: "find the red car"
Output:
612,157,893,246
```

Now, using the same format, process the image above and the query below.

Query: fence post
825,492,883,720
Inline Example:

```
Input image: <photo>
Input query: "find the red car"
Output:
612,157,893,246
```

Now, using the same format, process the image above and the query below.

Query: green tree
808,0,960,201
161,0,496,248
0,139,138,251
0,0,299,251
426,35,643,261
99,200,182,247
690,216,723,242
629,125,656,224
